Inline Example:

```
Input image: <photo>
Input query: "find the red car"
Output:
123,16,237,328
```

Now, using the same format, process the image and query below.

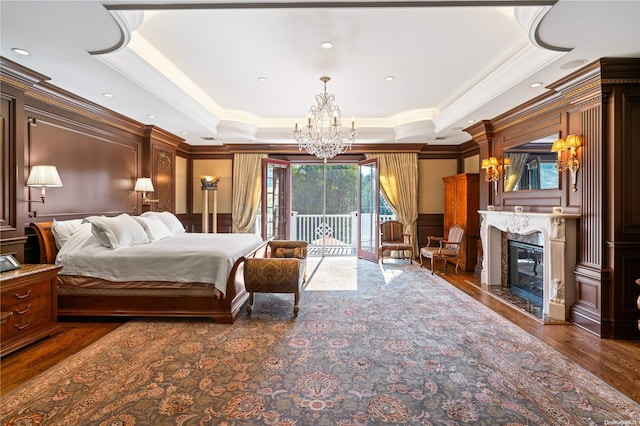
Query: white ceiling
1,1,639,147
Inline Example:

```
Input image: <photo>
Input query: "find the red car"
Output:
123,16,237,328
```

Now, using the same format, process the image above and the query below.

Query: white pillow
82,214,149,249
134,216,172,242
141,211,186,235
51,218,84,249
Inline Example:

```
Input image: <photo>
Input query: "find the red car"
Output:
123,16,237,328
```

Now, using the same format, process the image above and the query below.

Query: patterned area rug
2,259,639,425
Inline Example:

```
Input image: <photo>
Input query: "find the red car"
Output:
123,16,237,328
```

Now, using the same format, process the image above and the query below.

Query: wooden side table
1,264,63,357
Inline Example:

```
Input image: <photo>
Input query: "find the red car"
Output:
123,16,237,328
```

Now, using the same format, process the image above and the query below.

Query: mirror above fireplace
503,133,559,192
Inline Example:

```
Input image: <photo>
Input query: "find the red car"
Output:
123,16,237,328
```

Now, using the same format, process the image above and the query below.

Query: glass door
262,159,290,240
357,158,379,262
291,163,358,256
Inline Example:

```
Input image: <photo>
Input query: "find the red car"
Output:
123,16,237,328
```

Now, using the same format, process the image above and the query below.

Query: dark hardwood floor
1,318,126,396
2,269,640,404
441,270,640,405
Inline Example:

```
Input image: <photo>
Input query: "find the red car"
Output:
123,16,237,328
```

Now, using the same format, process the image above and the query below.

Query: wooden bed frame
30,222,268,324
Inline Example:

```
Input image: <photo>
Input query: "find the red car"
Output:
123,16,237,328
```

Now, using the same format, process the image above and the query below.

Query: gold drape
504,152,529,192
232,153,267,233
365,153,419,256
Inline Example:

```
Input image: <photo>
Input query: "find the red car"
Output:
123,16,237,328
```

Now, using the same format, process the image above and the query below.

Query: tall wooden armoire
442,173,479,272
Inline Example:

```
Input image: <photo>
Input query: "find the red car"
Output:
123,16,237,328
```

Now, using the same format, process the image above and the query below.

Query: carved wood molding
155,150,171,172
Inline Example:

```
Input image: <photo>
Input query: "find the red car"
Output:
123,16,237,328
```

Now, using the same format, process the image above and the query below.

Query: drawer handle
14,304,32,315
14,290,31,299
14,319,32,330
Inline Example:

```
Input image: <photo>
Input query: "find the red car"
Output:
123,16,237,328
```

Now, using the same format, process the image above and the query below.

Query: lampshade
488,157,499,167
551,139,566,152
27,165,63,187
503,157,511,166
564,134,583,148
481,159,489,169
134,177,154,193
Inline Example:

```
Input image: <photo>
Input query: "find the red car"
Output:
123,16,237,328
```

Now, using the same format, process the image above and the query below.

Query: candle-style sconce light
551,134,583,192
481,156,507,195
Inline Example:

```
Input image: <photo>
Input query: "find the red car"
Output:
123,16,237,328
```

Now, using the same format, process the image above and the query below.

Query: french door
262,159,291,240
357,158,379,262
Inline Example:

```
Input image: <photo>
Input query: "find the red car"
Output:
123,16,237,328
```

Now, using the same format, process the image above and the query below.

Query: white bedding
55,224,264,296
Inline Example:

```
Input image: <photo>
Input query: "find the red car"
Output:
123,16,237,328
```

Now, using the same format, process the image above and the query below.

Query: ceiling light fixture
467,119,475,123
102,92,113,98
560,59,588,70
258,77,268,82
529,82,543,88
320,41,334,49
385,76,394,81
293,76,356,162
12,48,30,56
147,114,156,119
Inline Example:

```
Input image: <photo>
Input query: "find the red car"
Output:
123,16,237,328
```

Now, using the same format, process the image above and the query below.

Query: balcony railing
291,212,395,254
255,212,396,254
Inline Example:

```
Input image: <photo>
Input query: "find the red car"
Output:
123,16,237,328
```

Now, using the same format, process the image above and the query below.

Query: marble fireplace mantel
479,210,579,321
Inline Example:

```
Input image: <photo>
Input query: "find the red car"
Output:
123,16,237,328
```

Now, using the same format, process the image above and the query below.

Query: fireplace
479,210,579,321
507,240,544,305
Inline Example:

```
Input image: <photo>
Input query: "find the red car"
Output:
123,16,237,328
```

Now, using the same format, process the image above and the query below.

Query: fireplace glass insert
507,240,543,305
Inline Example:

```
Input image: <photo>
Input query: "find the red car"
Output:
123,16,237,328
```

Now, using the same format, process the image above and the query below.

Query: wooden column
464,120,493,278
550,58,640,338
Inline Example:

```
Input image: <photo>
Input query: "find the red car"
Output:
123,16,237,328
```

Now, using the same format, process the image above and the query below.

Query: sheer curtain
232,153,267,233
504,152,529,192
365,153,419,256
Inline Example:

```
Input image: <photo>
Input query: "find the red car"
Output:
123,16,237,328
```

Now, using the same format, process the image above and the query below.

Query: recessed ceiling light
560,59,588,70
102,92,113,98
147,115,156,119
385,76,394,81
467,119,475,123
181,131,188,135
12,48,30,56
529,82,543,88
320,41,333,49
258,77,268,82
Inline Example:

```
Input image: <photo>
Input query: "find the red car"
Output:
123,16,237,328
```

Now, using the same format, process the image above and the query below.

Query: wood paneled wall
466,58,640,338
25,112,140,220
0,57,183,259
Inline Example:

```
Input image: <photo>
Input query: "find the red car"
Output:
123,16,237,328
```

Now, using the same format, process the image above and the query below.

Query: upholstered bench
243,240,308,316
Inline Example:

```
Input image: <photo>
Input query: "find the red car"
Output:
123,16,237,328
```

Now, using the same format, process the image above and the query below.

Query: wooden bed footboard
30,222,268,324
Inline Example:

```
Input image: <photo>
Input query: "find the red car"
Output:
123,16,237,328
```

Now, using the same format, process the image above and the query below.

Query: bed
31,212,268,324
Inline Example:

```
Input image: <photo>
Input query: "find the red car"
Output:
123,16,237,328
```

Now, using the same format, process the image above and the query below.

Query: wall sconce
551,134,583,192
134,177,159,205
26,165,63,203
481,156,501,195
201,176,220,234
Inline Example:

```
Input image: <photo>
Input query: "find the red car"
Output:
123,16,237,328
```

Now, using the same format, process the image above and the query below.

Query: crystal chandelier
293,76,356,161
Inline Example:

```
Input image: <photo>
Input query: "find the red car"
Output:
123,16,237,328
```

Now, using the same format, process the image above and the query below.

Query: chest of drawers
1,264,63,356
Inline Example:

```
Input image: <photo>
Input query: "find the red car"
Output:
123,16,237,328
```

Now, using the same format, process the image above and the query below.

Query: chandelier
293,76,356,161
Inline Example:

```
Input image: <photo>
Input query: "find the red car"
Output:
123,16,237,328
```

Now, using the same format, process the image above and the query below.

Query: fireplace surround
479,210,579,321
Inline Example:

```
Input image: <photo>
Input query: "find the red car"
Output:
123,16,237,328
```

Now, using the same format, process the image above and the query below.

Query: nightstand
1,264,63,357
